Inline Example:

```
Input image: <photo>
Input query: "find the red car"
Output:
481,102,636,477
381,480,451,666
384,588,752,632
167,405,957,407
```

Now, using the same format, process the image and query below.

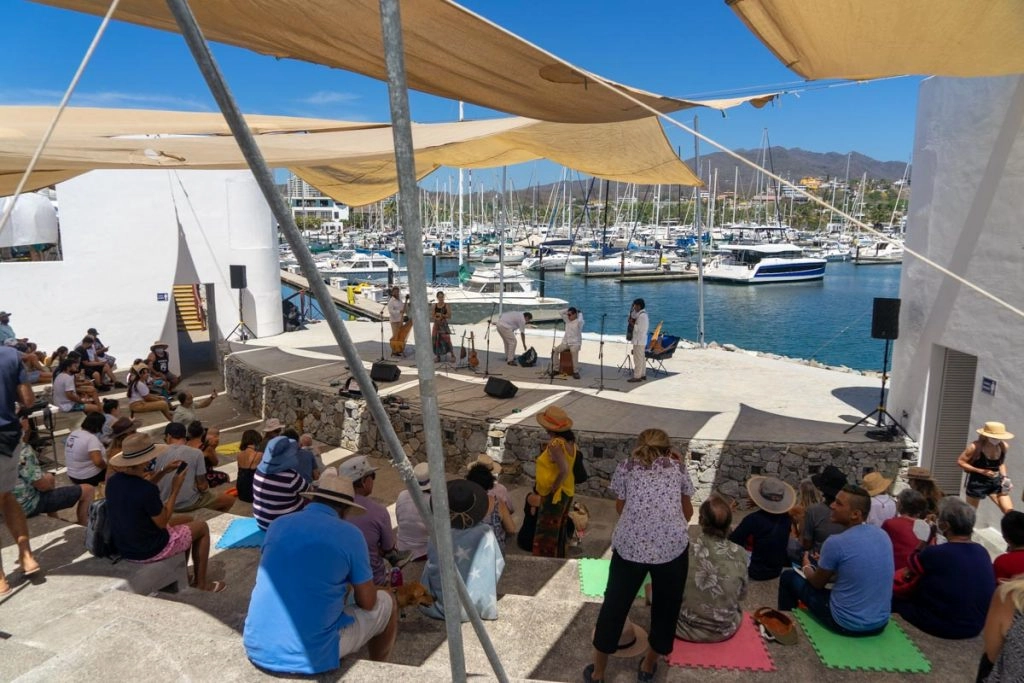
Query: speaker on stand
844,297,907,438
227,265,256,342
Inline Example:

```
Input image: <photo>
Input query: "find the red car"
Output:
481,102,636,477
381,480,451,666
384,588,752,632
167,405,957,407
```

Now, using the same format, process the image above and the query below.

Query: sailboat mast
458,101,464,268
694,116,705,348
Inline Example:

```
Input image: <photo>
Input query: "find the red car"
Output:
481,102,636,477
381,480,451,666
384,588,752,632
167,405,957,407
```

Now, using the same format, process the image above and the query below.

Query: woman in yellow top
530,405,577,557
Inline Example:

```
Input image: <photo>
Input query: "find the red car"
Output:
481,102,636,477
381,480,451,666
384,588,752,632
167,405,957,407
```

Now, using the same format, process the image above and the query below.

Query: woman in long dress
431,291,454,362
530,405,577,558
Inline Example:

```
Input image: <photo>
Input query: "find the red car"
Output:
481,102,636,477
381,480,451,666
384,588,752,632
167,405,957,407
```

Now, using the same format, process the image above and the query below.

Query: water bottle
390,566,403,588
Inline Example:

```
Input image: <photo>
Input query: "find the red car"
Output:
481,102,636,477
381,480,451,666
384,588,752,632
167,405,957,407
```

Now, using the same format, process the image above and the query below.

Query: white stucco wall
889,76,1024,530
0,170,281,372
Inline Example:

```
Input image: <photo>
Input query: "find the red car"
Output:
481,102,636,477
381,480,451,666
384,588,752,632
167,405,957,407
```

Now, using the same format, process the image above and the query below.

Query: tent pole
693,116,705,348
163,2,505,682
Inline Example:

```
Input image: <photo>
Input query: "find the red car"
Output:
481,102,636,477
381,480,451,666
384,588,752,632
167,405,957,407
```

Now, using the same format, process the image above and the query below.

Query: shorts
63,403,85,413
70,471,105,487
27,370,41,383
0,430,20,492
339,590,393,657
132,524,193,564
176,489,219,513
966,473,1004,499
31,485,83,516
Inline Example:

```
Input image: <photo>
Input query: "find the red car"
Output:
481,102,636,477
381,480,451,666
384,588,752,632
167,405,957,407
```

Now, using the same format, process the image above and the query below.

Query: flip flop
203,580,227,593
19,562,41,578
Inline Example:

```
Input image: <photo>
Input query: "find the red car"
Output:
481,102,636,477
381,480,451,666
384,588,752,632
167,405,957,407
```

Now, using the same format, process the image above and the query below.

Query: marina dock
280,269,386,321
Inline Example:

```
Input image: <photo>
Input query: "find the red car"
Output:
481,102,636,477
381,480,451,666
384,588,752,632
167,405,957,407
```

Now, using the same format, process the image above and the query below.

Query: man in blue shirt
777,483,893,635
0,343,41,594
243,467,398,674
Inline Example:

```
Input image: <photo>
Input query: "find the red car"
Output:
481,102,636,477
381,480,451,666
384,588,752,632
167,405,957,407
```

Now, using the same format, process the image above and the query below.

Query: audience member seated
65,412,108,487
466,454,514,514
281,428,316,483
778,484,893,636
907,466,944,517
341,455,407,584
395,462,432,561
155,422,234,513
421,479,505,622
979,576,1024,682
171,389,217,426
74,336,121,390
466,461,516,551
67,351,103,396
234,429,263,504
15,443,94,525
258,417,283,451
20,349,51,385
730,475,795,580
893,497,995,639
99,398,122,446
186,421,228,488
0,310,17,343
677,495,749,643
106,433,224,592
243,468,397,674
882,489,931,571
790,477,821,540
106,417,141,462
127,363,172,421
253,435,310,530
146,340,180,391
86,327,116,368
863,472,897,526
789,465,847,563
995,512,1024,582
52,357,101,415
298,433,324,482
44,346,68,372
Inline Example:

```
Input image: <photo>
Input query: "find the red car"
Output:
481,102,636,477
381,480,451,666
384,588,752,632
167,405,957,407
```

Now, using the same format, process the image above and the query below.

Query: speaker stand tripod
227,288,256,342
844,337,908,439
590,313,619,393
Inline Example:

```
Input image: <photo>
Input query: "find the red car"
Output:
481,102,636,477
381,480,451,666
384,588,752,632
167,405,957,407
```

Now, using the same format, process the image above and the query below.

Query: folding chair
645,333,679,376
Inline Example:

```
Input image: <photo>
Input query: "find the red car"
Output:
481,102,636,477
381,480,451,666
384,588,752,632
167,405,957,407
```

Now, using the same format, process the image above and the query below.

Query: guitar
459,330,468,360
468,331,479,368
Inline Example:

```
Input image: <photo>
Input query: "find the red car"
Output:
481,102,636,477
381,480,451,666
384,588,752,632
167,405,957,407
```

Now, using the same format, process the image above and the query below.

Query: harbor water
284,259,900,372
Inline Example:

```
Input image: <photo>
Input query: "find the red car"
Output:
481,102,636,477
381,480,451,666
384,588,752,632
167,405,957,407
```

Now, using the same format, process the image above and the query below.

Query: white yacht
563,251,662,275
314,252,406,283
521,249,571,272
854,240,904,265
703,244,826,284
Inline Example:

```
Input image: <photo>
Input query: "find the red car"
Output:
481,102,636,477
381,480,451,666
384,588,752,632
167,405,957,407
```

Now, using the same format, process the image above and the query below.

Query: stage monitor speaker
871,297,901,340
484,376,518,399
370,361,401,382
229,264,248,290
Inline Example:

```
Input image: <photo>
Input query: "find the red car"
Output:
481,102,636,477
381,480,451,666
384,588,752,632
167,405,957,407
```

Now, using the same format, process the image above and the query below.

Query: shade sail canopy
728,0,1024,79
0,107,701,205
35,0,718,124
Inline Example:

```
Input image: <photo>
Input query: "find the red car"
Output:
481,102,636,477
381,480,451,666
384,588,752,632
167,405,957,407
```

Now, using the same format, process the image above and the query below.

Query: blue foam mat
216,517,265,549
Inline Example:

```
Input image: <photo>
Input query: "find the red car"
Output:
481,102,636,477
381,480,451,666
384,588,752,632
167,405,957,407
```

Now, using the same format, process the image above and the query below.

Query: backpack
85,498,119,561
517,346,538,367
572,446,589,484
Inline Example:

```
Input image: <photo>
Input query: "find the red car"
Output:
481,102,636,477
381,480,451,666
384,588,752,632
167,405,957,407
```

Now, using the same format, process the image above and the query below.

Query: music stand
227,287,256,342
591,313,620,393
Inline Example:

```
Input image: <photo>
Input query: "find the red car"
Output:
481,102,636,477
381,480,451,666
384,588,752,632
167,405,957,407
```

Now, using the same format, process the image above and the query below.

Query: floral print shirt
677,530,749,641
609,456,695,564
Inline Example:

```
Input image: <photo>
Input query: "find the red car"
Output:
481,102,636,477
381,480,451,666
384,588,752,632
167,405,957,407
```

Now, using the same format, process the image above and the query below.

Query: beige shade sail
36,0,719,124
0,107,701,205
728,0,1024,79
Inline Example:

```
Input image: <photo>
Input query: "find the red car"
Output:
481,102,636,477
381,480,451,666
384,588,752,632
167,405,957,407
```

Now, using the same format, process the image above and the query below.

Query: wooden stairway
173,284,206,331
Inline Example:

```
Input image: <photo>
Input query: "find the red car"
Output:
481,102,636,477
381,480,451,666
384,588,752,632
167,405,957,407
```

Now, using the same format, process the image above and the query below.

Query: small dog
393,580,434,616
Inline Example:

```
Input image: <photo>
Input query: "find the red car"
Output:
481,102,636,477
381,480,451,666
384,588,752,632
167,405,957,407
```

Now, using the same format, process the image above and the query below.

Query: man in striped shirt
253,436,310,530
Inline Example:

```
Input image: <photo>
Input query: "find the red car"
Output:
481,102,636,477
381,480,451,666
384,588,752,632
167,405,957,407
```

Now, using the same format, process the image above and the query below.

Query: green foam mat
793,610,931,673
578,558,650,599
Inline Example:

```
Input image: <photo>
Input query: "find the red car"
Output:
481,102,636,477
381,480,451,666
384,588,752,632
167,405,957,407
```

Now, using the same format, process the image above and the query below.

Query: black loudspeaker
871,297,901,340
229,264,248,290
370,362,401,382
484,377,518,399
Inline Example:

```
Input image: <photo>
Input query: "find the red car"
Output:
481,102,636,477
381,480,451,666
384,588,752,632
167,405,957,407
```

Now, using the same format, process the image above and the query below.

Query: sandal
637,660,657,683
203,580,227,593
582,663,603,683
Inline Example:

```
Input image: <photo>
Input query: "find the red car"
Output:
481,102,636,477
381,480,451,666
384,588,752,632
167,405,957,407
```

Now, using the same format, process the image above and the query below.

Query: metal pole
498,166,507,316
458,101,464,269
163,2,505,681
694,116,705,348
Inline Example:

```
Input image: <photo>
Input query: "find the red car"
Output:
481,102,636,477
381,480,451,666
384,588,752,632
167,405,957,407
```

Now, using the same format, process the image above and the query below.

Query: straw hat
301,467,366,512
150,340,169,349
413,462,432,492
109,417,142,438
466,453,502,476
339,454,378,482
261,417,283,433
109,433,167,467
862,472,893,497
590,618,648,658
746,476,796,514
978,421,1015,440
907,466,934,481
444,479,489,530
536,405,573,432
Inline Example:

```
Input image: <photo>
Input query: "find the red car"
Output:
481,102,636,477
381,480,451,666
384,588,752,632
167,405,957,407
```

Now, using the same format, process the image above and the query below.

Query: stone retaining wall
225,353,913,502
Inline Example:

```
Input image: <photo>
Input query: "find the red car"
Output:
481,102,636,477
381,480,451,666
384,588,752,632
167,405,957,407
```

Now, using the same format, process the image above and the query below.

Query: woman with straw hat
529,405,578,558
958,421,1014,513
862,471,897,526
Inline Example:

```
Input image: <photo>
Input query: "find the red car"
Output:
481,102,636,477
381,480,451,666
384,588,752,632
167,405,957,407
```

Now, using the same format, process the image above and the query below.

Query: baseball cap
339,455,377,481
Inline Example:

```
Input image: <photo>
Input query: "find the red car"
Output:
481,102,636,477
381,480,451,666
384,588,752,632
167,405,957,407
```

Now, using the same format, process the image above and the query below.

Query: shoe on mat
753,607,797,645
582,663,603,683
637,660,657,683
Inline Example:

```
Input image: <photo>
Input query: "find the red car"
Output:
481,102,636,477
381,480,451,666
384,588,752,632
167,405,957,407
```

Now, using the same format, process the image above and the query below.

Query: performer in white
627,298,649,382
495,310,532,364
553,307,584,379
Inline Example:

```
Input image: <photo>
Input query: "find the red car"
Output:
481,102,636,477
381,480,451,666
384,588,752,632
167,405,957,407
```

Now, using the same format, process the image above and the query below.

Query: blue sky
4,1,920,192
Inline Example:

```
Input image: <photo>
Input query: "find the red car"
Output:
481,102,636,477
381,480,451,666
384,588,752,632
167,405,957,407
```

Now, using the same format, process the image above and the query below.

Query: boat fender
747,264,754,270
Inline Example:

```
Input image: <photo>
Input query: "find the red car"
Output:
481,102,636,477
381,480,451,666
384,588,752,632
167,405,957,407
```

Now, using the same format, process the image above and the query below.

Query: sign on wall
981,377,997,396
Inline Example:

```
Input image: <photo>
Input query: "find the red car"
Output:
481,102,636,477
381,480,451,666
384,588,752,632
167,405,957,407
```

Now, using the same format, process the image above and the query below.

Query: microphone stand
593,312,618,393
548,316,561,384
378,302,388,361
483,302,500,377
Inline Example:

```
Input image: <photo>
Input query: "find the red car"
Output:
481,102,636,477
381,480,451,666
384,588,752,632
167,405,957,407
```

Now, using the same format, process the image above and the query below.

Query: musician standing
627,298,648,383
554,307,584,379
387,287,408,356
496,310,532,365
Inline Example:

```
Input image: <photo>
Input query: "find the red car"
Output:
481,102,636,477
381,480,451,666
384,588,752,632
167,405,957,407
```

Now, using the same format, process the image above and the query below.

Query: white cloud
297,90,360,106
0,88,212,111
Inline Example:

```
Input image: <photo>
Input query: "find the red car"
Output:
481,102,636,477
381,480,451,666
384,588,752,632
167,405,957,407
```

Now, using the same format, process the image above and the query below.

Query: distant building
799,176,823,190
287,174,349,228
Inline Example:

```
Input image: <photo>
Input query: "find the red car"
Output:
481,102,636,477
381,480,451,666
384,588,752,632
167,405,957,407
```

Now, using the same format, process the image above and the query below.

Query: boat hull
704,260,826,284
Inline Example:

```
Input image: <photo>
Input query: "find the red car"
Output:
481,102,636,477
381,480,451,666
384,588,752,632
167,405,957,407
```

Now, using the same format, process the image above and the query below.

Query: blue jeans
777,568,885,637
